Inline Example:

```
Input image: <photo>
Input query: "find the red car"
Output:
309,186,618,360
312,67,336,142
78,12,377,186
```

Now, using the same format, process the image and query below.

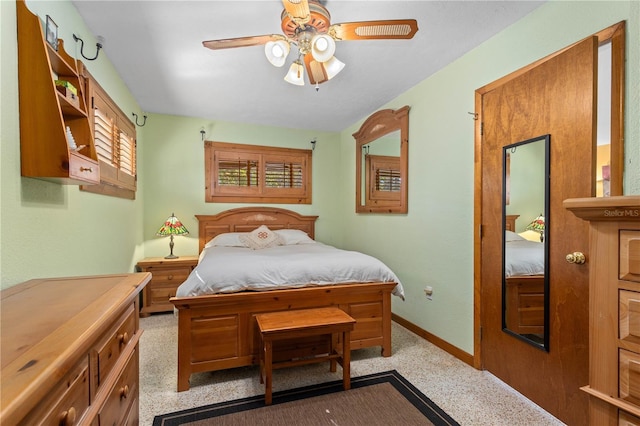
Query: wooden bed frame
504,214,544,335
170,207,396,391
505,275,544,335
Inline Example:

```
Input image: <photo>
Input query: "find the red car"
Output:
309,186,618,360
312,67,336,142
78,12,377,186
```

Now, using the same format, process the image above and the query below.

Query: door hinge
478,224,483,239
480,122,484,136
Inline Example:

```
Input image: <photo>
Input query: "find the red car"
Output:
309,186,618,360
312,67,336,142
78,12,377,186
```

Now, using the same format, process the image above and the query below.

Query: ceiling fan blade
282,0,310,25
203,34,283,50
304,53,328,85
329,19,419,41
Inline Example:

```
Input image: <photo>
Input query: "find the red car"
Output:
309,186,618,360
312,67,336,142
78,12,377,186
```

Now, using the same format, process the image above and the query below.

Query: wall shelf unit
16,0,99,185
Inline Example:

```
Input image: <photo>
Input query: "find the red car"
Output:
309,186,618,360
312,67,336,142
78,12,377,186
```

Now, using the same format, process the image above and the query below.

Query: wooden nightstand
136,256,198,316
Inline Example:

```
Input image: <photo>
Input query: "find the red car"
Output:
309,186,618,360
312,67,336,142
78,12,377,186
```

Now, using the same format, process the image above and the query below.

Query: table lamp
525,214,545,242
156,213,189,259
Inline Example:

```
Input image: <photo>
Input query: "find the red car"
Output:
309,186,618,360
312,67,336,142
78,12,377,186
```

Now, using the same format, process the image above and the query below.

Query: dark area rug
153,370,460,425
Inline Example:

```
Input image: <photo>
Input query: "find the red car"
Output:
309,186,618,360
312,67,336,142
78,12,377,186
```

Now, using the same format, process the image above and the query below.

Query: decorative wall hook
468,112,478,120
132,112,147,127
362,145,370,155
310,138,317,150
73,34,104,61
200,128,206,141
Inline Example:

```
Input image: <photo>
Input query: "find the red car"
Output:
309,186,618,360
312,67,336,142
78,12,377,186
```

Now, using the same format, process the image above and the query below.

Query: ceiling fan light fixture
284,60,305,86
324,55,345,80
310,34,336,62
265,39,290,67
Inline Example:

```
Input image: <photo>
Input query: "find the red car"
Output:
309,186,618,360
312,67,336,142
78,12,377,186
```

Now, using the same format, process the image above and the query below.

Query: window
205,142,312,204
366,155,401,202
81,69,137,199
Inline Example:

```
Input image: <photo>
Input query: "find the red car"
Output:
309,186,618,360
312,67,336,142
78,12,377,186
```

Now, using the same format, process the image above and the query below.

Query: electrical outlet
424,286,433,300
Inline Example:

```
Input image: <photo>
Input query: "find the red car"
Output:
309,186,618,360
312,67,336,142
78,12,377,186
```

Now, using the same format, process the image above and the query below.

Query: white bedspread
176,243,404,299
505,239,545,277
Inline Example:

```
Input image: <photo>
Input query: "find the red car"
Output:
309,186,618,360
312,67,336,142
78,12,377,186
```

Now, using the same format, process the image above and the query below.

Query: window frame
205,141,312,204
365,154,402,203
80,66,137,199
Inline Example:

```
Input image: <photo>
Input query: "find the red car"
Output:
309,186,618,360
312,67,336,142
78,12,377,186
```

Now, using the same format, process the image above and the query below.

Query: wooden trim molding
392,314,474,367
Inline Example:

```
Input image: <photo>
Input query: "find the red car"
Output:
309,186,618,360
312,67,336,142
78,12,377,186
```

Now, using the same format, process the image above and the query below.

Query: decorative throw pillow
239,225,283,250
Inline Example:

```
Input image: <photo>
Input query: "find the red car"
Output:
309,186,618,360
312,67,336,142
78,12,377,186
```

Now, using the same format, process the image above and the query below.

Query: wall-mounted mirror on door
502,134,550,351
354,106,409,214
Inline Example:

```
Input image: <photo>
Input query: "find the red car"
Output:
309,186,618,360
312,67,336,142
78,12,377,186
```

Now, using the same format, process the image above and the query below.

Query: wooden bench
255,307,356,405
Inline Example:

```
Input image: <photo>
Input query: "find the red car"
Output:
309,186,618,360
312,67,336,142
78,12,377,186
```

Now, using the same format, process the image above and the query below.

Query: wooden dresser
565,196,640,425
0,273,150,425
136,256,198,316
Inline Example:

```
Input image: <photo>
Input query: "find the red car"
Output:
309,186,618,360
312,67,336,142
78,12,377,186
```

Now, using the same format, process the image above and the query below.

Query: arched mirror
502,134,550,351
354,106,409,214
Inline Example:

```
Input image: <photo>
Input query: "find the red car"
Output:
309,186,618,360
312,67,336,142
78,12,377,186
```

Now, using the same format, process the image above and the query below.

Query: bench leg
264,339,273,405
329,333,337,372
342,330,351,390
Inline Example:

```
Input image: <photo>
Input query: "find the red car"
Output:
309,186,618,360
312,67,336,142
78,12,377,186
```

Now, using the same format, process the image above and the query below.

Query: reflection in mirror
502,134,550,351
361,130,401,206
354,106,409,213
597,41,611,196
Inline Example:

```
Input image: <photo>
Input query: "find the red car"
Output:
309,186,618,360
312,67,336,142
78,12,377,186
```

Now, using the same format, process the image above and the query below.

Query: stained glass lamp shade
156,213,189,259
525,214,545,242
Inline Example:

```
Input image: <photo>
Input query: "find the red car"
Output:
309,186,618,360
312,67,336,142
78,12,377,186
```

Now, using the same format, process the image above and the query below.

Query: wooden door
478,37,597,425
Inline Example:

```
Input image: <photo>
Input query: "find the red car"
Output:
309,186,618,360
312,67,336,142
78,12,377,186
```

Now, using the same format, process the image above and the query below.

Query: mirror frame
501,134,550,351
354,106,410,214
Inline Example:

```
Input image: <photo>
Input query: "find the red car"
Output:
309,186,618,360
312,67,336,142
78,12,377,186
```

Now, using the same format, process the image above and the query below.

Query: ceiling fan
202,0,419,87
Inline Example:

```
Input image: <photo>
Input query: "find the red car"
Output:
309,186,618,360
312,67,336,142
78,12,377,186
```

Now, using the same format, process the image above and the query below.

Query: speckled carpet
152,370,459,426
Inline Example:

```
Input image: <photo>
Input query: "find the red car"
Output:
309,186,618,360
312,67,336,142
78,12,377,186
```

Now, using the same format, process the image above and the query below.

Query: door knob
566,252,586,264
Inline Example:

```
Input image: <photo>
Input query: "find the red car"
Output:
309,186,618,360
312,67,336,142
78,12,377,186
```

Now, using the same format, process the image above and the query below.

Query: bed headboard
195,207,319,253
505,214,520,232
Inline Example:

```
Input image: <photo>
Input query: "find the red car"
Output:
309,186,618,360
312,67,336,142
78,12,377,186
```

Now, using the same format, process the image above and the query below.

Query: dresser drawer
68,151,100,184
20,357,89,426
621,231,640,282
98,346,139,426
149,281,179,307
148,266,192,284
620,290,640,345
620,349,640,405
93,304,136,393
620,410,640,426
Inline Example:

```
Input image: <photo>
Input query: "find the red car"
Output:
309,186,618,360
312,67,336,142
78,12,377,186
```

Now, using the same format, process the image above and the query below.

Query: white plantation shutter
85,73,137,195
119,131,135,176
93,102,116,165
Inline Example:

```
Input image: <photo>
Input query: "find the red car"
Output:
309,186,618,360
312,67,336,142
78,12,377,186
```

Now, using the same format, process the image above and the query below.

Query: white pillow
274,229,315,245
505,230,525,242
239,225,283,250
205,232,248,248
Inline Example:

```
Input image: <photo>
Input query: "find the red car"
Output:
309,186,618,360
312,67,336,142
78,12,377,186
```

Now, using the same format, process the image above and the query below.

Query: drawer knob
120,384,129,399
168,274,174,280
60,407,77,426
117,332,129,345
566,252,586,264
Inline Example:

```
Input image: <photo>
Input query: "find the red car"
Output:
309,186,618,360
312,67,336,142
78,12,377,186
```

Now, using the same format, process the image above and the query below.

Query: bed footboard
170,282,395,392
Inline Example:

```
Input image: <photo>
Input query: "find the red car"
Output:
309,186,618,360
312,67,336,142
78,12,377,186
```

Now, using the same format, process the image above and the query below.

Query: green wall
1,0,145,288
139,115,343,257
338,0,639,353
2,0,639,356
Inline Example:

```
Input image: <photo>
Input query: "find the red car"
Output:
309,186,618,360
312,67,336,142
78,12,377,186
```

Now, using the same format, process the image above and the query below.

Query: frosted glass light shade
265,40,290,67
324,56,345,80
284,61,305,86
311,34,336,63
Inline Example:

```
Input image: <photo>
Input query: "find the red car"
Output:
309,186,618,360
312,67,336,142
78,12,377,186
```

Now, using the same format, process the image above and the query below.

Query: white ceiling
71,0,544,132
